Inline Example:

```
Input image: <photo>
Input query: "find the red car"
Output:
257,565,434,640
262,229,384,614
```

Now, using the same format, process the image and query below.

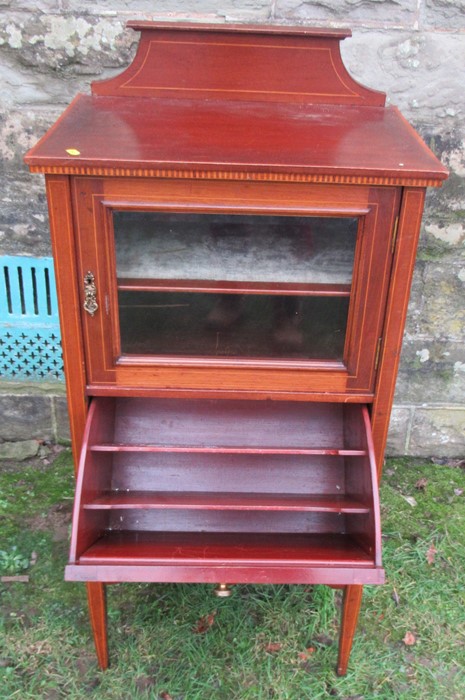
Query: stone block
409,407,465,457
422,0,465,30
420,130,465,246
0,108,64,256
394,338,465,405
0,109,57,166
0,14,137,78
53,396,71,443
422,130,465,186
400,257,465,404
340,31,465,122
0,176,51,257
59,0,270,17
0,53,85,107
9,2,60,10
418,218,465,261
405,259,465,343
386,407,412,456
0,439,39,460
0,394,53,441
275,0,417,25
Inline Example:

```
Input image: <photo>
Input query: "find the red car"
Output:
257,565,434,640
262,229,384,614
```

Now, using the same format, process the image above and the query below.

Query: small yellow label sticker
66,148,81,156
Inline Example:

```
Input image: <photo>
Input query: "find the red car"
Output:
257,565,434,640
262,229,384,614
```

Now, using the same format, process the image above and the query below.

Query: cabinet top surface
26,95,447,185
25,21,447,186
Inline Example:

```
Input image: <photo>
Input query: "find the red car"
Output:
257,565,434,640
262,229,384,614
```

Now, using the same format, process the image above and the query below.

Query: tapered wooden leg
337,584,363,676
86,582,109,670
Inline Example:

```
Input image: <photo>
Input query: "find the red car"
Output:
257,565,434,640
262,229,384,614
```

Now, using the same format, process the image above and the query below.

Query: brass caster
214,583,232,598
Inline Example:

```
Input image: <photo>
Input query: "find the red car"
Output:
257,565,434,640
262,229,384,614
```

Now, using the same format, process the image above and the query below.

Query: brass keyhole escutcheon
83,271,98,317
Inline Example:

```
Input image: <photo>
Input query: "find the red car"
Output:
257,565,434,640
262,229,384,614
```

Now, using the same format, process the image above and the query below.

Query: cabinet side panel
344,405,381,565
45,175,87,470
371,188,426,474
69,399,115,562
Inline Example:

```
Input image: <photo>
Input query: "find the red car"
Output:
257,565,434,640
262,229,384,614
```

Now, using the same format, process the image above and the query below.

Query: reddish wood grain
83,491,370,513
344,405,382,566
91,444,366,456
69,398,115,562
87,385,373,403
126,21,353,38
45,176,88,472
117,278,351,297
26,98,446,185
86,582,108,670
110,451,346,496
69,397,380,577
371,188,426,475
109,398,350,449
71,177,397,394
79,531,374,566
91,23,384,106
337,585,363,676
26,22,447,675
67,564,385,586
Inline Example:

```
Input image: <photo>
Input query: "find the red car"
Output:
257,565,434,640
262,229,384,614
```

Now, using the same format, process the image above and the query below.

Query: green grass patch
1,453,465,699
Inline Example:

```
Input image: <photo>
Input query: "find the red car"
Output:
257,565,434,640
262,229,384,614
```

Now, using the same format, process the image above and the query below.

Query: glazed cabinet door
72,177,400,396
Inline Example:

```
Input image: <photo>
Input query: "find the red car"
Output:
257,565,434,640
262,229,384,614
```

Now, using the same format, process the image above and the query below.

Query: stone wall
0,1,464,457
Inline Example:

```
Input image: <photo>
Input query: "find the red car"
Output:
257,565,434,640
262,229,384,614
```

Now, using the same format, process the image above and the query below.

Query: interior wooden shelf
90,444,367,456
83,491,370,513
117,278,352,297
78,531,374,567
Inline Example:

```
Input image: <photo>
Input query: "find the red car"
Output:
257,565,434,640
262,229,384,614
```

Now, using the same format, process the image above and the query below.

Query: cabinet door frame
73,177,400,396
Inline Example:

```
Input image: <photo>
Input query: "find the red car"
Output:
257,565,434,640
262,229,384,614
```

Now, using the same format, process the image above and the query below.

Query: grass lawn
1,450,464,699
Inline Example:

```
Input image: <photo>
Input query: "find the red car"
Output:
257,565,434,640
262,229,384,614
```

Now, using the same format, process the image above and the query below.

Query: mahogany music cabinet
25,22,447,674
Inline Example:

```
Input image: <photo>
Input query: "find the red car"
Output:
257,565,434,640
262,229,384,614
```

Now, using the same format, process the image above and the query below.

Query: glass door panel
118,292,349,359
114,213,356,284
113,212,358,362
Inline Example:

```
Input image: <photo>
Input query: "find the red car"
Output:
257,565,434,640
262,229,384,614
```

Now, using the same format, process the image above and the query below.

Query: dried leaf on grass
193,611,216,634
391,588,400,606
415,478,428,490
160,693,173,700
298,647,315,660
265,642,283,653
426,543,437,565
403,631,416,646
